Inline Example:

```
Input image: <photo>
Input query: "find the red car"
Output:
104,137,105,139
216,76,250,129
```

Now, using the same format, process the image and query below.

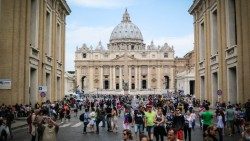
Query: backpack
79,113,85,121
125,113,132,123
128,115,133,123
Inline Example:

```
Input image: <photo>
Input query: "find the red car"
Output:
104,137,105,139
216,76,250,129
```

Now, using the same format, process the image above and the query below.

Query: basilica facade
75,10,189,95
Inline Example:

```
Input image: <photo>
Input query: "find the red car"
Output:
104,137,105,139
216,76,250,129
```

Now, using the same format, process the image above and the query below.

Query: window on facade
116,55,119,58
104,80,109,89
142,75,146,78
131,45,134,50
142,53,146,58
95,55,98,59
152,54,155,58
82,53,86,58
132,76,134,78
164,53,168,58
131,55,134,58
116,83,119,90
131,83,135,90
164,76,169,89
142,80,147,89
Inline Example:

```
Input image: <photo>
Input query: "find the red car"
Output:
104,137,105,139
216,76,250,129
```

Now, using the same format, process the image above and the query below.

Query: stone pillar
148,66,151,90
110,66,112,90
171,68,175,91
157,66,161,90
89,67,93,92
128,66,131,90
113,67,116,90
138,66,141,90
135,66,138,90
119,66,122,90
100,66,103,90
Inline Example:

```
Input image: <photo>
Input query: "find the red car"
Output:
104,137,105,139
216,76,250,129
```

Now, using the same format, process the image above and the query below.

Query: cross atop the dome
122,8,131,23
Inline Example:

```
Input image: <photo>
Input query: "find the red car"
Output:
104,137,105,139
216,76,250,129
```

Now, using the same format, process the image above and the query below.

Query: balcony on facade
45,53,53,65
198,60,205,69
210,54,218,66
30,45,40,60
57,61,62,70
225,45,237,60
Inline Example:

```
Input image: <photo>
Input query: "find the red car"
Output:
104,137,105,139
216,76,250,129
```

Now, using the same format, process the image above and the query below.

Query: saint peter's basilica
75,9,194,95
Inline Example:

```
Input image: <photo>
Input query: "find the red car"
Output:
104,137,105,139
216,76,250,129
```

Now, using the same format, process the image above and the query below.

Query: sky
65,0,194,71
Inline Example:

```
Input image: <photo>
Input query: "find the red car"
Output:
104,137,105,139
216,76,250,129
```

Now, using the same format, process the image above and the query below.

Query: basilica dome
110,9,143,43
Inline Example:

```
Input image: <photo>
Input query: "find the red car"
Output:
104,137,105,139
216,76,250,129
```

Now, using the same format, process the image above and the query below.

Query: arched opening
81,76,86,91
164,76,169,89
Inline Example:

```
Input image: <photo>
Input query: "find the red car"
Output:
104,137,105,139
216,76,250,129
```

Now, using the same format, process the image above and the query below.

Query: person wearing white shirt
184,111,193,141
216,110,225,141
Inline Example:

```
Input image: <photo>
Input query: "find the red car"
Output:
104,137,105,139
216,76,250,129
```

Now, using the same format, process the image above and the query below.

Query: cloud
69,0,135,8
66,24,113,47
145,33,194,57
65,24,113,71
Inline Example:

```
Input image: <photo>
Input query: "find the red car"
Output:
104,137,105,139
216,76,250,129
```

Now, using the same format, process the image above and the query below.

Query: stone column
88,67,93,92
138,66,141,90
100,66,103,90
113,67,116,90
147,66,151,90
135,66,138,90
157,66,161,90
109,66,112,90
128,66,131,90
119,66,122,90
170,67,175,91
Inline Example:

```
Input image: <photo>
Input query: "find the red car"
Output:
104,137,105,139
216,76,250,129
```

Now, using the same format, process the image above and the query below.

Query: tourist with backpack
124,108,132,130
80,109,90,134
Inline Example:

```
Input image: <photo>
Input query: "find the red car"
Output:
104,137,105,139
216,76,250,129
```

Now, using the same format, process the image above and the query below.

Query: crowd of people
78,95,250,141
1,94,250,141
